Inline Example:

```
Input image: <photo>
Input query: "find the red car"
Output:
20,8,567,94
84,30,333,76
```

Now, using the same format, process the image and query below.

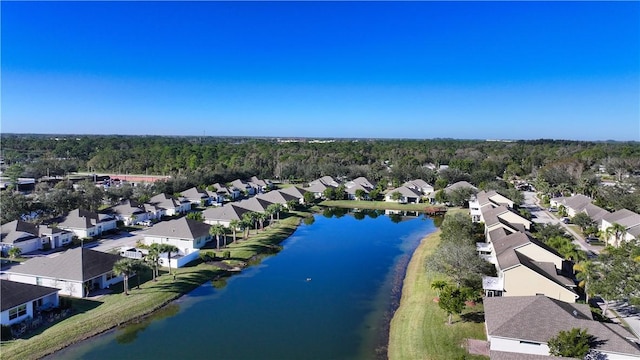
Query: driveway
88,229,146,254
521,191,602,254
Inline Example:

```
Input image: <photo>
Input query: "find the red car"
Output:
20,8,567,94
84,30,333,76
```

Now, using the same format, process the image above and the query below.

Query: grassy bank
320,200,440,211
0,215,303,360
388,227,488,360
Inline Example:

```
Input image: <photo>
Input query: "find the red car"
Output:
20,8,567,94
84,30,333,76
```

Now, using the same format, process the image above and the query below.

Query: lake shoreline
1,215,304,360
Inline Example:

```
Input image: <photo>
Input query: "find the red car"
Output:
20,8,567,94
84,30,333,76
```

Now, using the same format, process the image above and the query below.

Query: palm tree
431,280,448,296
113,259,135,296
272,203,284,221
158,244,179,276
574,260,596,302
210,224,225,250
242,212,257,236
146,244,161,281
229,219,240,243
256,212,267,232
130,260,150,289
605,222,627,247
7,247,22,260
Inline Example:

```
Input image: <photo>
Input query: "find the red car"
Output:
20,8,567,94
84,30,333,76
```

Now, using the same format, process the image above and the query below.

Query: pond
51,210,436,360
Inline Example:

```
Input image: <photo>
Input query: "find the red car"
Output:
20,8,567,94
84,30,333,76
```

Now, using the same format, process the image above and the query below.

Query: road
521,191,602,254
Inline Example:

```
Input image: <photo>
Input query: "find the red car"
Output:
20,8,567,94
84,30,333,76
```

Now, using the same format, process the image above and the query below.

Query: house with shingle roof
345,183,372,200
180,187,213,207
482,232,576,302
480,205,532,234
203,204,250,228
0,220,74,255
582,203,608,224
601,209,640,246
443,181,477,195
234,197,274,213
470,190,515,222
1,220,42,255
249,176,272,193
211,183,240,201
4,248,123,298
279,186,308,203
147,193,191,217
143,217,212,256
1,279,59,326
403,179,434,196
230,179,255,196
384,186,423,204
485,295,640,359
256,190,298,207
56,209,117,239
347,177,376,191
550,194,593,217
109,200,151,226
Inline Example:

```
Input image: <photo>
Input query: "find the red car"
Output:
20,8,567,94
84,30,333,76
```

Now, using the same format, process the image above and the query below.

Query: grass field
0,215,303,360
388,215,488,360
320,200,442,212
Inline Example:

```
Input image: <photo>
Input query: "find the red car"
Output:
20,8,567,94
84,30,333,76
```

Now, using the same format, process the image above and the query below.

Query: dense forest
1,134,639,224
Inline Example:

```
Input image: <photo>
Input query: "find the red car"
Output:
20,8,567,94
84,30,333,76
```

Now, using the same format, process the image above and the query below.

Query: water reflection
115,304,179,344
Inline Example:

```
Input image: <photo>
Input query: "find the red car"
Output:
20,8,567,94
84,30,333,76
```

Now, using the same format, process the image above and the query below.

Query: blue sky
2,1,639,140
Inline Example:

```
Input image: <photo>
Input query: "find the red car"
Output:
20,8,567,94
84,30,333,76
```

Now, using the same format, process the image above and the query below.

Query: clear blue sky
2,1,639,140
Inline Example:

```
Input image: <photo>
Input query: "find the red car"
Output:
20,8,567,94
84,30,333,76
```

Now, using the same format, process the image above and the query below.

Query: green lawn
320,200,443,212
0,214,304,360
388,221,488,360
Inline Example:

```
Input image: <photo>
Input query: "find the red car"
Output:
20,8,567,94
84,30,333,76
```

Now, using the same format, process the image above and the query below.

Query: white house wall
489,337,549,356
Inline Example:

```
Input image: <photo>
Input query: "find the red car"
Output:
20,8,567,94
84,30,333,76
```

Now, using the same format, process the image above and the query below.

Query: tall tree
427,241,492,287
228,219,240,243
209,224,226,250
113,259,136,296
547,328,592,358
438,285,468,325
605,222,627,247
158,244,179,276
145,243,162,281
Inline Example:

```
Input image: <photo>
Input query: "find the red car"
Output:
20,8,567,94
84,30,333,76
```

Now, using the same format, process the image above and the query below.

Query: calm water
52,212,435,360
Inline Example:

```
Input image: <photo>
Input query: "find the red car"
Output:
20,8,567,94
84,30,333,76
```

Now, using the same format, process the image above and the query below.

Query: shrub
222,250,231,259
1,325,13,341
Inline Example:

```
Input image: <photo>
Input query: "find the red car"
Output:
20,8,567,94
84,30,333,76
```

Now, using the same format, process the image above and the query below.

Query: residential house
485,295,640,359
1,280,59,326
279,186,308,204
403,179,434,196
601,209,640,246
305,176,340,199
443,181,477,195
109,200,151,226
255,190,298,207
550,194,593,217
147,193,191,217
211,183,240,202
38,225,73,250
180,187,213,207
142,217,212,268
56,209,117,239
482,232,576,302
310,176,341,188
5,248,123,298
582,203,609,225
470,190,515,222
234,197,274,213
345,177,376,200
230,179,255,196
384,186,422,204
203,204,250,228
480,205,532,233
1,220,42,255
249,176,272,193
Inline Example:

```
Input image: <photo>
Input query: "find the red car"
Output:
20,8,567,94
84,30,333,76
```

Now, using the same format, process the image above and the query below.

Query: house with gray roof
249,176,272,193
403,179,434,196
485,295,640,359
279,186,308,203
582,203,608,224
482,232,576,302
470,190,515,222
1,279,59,326
384,186,422,204
109,200,151,226
443,181,477,195
601,209,640,246
480,205,532,233
230,179,256,196
234,197,274,213
142,218,211,268
180,187,213,206
4,248,123,298
550,194,593,217
0,220,74,255
57,208,117,239
211,183,240,201
147,193,191,217
346,177,376,191
203,204,250,228
256,190,298,207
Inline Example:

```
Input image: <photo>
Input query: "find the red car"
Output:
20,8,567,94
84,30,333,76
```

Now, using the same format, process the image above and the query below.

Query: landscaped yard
320,200,442,212
0,214,304,360
388,213,488,360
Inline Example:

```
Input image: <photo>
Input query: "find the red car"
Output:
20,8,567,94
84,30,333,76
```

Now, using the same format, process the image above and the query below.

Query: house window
9,304,27,320
106,271,116,281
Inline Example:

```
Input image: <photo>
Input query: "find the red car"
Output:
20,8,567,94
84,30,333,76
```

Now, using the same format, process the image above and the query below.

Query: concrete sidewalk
598,299,640,339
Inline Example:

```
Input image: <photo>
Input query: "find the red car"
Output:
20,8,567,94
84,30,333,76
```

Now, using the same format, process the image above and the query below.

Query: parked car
548,207,558,212
586,236,599,244
562,217,570,224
